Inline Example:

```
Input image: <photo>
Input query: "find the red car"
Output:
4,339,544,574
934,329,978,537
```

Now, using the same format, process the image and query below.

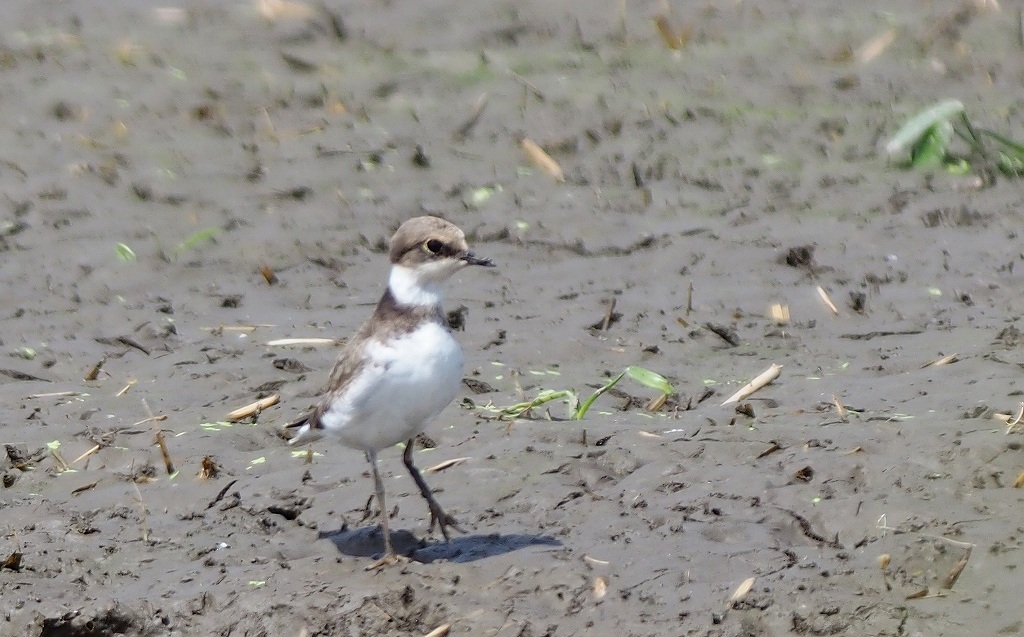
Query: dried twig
721,364,783,406
424,457,470,474
757,441,783,459
226,394,280,421
70,444,101,466
257,0,316,22
520,137,565,182
940,546,971,589
50,449,70,473
855,29,896,64
260,265,279,285
922,353,958,368
71,480,101,495
115,380,136,397
132,480,151,543
143,399,175,476
652,9,691,51
28,391,82,399
84,357,106,381
729,576,756,603
453,93,488,141
997,402,1024,434
600,297,617,331
832,395,848,422
206,479,240,509
266,338,337,347
259,107,278,142
422,624,451,637
505,69,545,102
816,286,839,316
769,303,790,325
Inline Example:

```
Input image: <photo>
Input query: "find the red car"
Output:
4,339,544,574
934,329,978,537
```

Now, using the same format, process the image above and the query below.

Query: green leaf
624,366,674,395
115,243,137,262
885,99,964,158
493,389,575,418
14,347,36,360
173,227,220,256
945,158,972,175
908,122,952,169
469,186,494,206
199,421,235,432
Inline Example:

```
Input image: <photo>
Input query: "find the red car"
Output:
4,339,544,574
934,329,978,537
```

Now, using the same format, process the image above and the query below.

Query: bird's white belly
322,322,464,452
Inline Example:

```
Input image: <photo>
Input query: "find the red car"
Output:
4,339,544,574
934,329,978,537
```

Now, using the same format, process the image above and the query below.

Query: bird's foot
426,498,467,541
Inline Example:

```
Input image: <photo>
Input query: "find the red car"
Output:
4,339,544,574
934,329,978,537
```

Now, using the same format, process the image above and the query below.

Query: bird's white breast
319,321,464,452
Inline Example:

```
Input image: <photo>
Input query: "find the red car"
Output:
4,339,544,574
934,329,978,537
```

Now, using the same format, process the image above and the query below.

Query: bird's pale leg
366,450,407,570
402,438,466,540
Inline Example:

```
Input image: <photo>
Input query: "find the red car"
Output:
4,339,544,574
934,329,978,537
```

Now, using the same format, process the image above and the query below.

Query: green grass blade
978,128,1024,157
954,111,984,153
574,371,625,420
491,389,575,418
115,243,137,262
996,152,1024,176
885,99,964,158
173,227,221,256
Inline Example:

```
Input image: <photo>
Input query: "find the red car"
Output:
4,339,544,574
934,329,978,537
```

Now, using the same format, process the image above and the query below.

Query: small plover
286,215,493,568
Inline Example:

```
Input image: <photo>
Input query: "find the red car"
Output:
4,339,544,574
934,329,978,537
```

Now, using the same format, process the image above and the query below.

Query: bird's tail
284,413,324,445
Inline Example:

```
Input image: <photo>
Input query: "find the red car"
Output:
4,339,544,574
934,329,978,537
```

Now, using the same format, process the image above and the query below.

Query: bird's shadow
317,524,561,564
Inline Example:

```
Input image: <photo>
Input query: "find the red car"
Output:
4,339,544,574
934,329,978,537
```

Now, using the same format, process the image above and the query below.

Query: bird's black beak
461,252,495,267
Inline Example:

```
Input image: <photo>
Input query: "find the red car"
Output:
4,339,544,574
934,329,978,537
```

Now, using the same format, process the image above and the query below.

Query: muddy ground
1,0,1023,635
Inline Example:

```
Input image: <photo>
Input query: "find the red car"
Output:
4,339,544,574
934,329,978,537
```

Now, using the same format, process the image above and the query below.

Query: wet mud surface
1,0,1023,635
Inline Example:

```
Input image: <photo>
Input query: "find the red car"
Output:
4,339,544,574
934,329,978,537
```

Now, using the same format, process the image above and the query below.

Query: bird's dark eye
424,239,443,254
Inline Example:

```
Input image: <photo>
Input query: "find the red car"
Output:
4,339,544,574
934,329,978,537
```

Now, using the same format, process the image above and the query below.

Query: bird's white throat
388,265,444,307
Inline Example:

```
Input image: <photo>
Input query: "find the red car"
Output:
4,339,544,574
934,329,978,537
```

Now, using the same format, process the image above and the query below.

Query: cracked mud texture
1,0,1023,636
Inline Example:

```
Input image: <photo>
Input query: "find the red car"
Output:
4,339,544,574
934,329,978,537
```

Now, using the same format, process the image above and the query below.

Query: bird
285,215,494,568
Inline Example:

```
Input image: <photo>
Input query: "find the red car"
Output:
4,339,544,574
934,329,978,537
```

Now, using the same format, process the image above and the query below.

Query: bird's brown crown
388,216,470,266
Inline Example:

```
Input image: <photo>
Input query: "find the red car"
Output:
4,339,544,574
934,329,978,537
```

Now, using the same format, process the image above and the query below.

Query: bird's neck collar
388,265,444,308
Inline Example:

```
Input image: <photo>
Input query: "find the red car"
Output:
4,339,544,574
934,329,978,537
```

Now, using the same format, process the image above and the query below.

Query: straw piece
721,364,782,406
226,394,280,421
521,138,565,182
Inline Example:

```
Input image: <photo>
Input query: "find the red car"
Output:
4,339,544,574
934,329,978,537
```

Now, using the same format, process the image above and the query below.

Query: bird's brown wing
284,332,371,433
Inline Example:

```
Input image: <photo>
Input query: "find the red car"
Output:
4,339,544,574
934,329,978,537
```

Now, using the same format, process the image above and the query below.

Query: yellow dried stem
521,138,565,182
721,364,783,406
